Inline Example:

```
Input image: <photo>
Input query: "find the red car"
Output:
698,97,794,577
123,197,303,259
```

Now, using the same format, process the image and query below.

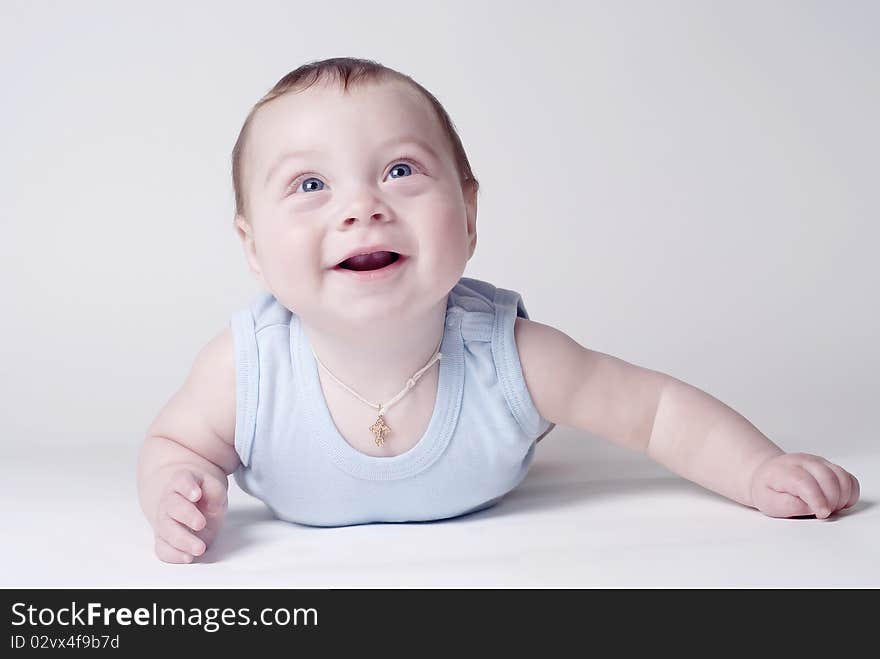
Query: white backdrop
1,0,877,586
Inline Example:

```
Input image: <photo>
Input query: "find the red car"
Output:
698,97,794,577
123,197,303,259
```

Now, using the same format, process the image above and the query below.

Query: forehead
248,79,450,173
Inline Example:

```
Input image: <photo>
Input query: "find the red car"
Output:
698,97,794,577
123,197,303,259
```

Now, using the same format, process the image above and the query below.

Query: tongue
340,251,396,271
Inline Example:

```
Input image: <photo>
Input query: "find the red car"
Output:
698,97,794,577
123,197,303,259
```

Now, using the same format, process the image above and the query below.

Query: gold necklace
310,337,443,446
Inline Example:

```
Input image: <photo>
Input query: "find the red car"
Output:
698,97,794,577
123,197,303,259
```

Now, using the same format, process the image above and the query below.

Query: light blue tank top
229,276,556,527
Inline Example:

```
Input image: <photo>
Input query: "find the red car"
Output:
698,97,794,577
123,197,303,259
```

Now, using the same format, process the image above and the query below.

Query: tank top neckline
290,295,465,481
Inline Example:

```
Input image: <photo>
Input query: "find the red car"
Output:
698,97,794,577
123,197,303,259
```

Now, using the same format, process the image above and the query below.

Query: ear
234,214,267,286
463,180,478,259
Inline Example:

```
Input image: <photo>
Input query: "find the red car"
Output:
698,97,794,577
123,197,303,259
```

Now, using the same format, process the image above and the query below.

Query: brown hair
231,56,480,222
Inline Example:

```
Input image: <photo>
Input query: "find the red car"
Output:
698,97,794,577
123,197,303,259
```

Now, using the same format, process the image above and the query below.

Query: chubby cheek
414,205,470,288
255,227,324,307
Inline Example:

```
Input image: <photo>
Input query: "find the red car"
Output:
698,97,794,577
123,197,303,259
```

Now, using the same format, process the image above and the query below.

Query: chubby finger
195,474,229,517
158,514,207,557
798,461,841,515
154,536,193,564
845,473,860,508
763,489,813,518
170,470,202,503
817,460,852,511
165,491,207,532
782,465,831,519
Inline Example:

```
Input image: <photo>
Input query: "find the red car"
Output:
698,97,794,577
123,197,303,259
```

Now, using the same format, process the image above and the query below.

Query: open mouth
335,251,402,272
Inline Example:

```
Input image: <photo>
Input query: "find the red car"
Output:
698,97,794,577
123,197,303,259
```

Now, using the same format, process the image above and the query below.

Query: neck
301,294,448,404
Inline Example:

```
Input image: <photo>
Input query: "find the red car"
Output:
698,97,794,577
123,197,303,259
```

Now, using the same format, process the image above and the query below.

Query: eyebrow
263,136,442,187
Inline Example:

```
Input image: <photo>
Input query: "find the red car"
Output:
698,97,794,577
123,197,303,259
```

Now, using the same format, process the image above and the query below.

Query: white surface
3,432,876,588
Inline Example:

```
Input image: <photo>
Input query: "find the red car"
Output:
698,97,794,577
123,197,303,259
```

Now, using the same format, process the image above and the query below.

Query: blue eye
388,163,413,179
299,177,324,193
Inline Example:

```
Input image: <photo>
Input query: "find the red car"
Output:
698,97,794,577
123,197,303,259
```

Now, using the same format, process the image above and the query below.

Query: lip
332,254,409,282
334,244,405,267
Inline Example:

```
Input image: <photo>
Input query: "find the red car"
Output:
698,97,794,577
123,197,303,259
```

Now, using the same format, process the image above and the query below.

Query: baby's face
236,79,477,330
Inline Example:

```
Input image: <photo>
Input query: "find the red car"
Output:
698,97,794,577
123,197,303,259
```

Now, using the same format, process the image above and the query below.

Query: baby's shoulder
146,325,239,473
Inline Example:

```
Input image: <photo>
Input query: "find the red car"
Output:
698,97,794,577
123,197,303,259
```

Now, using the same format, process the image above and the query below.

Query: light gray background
1,0,877,587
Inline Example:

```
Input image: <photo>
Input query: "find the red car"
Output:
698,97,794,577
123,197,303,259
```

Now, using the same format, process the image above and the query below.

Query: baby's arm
514,317,859,518
137,328,240,562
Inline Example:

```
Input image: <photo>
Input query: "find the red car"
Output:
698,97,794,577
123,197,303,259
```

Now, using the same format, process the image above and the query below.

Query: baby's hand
153,468,228,563
749,452,860,519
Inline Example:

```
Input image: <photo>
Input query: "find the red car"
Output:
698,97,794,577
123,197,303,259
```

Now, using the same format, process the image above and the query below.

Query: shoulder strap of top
230,305,259,467
491,286,553,438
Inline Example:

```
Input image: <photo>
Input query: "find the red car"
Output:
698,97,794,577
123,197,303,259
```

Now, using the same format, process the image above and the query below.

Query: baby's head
231,57,479,331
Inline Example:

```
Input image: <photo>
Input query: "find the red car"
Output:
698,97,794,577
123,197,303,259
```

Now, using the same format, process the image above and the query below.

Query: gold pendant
370,413,391,447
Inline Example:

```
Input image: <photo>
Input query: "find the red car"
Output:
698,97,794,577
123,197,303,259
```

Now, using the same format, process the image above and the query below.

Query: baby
137,57,860,563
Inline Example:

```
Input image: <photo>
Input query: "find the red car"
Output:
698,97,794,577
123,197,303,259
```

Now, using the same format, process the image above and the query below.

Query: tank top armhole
491,287,554,439
230,307,259,467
